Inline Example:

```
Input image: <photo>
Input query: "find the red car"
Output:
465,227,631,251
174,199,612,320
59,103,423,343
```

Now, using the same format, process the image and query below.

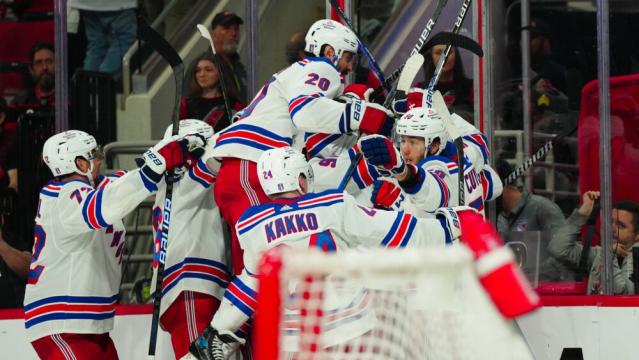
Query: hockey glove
189,325,244,360
371,178,403,210
343,83,374,102
434,206,477,245
358,135,405,175
138,134,207,183
348,99,394,137
406,87,428,109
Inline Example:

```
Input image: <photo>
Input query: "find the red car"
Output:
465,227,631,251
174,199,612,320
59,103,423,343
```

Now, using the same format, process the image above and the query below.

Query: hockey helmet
305,19,358,65
396,107,449,156
257,147,314,196
163,119,214,140
42,130,99,177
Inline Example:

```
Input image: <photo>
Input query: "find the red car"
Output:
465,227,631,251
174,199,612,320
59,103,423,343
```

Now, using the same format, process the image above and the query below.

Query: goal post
254,245,535,360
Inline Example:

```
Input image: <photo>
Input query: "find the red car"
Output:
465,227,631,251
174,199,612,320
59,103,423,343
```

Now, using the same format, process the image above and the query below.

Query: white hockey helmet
305,19,358,65
163,119,214,140
257,147,314,196
42,130,99,177
396,107,449,156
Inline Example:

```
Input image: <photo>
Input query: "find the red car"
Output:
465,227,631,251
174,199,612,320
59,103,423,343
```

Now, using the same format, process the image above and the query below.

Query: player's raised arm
41,130,205,238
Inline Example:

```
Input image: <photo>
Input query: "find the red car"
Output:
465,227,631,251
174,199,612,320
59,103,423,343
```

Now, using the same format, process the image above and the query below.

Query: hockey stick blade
432,90,464,205
384,0,449,89
328,0,388,91
197,24,234,122
383,53,424,108
139,25,183,134
140,25,182,69
422,31,483,57
397,53,424,94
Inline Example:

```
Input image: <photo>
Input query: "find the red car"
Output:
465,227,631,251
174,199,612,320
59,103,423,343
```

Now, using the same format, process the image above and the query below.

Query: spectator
548,191,639,294
180,52,242,133
210,10,247,104
0,212,30,308
496,160,565,234
68,0,137,78
496,160,573,282
420,43,474,122
0,97,17,192
11,42,55,112
285,31,306,64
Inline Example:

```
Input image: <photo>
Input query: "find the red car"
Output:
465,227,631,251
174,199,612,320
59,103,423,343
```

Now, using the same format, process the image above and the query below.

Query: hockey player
211,19,394,275
359,106,502,217
187,146,471,359
150,120,230,359
24,130,205,359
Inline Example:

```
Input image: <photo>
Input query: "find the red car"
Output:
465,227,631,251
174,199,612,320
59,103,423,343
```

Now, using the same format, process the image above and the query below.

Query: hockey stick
432,90,465,205
422,31,484,57
504,126,577,185
197,24,234,123
337,54,425,191
139,25,184,360
327,0,389,91
425,0,473,103
425,0,473,206
381,0,449,90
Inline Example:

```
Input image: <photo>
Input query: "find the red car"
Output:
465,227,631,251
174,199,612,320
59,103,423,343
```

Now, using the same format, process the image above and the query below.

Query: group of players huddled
23,19,539,360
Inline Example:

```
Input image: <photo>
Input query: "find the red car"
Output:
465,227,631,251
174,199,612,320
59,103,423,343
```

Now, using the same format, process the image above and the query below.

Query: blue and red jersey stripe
304,132,342,158
381,212,418,248
288,93,324,119
216,124,292,152
81,189,110,230
161,257,229,296
188,159,216,188
224,277,257,317
24,294,118,328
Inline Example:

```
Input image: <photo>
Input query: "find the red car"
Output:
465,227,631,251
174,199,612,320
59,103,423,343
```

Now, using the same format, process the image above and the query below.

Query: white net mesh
257,245,534,360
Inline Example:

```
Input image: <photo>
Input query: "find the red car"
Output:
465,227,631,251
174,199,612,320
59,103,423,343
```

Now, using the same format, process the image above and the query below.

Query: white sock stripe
188,291,198,342
185,291,196,342
51,334,77,360
239,161,250,204
241,160,260,206
243,160,258,205
475,247,514,276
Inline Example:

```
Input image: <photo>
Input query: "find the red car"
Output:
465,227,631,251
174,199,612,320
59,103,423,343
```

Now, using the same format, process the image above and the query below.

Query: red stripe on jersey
87,193,100,229
162,264,229,289
193,162,215,184
297,193,343,207
227,282,257,311
387,214,412,248
25,303,116,320
356,159,374,186
217,130,291,149
237,208,276,230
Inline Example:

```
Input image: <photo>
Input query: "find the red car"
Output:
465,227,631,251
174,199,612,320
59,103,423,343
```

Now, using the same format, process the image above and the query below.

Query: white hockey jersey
405,118,502,216
212,57,354,163
150,158,230,316
24,170,157,341
209,190,453,344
